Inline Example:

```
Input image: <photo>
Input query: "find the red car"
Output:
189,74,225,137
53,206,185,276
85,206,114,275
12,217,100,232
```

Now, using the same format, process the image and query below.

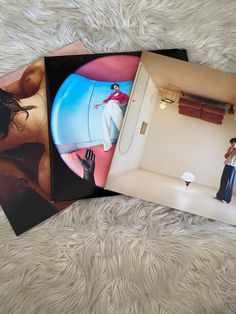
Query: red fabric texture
178,97,225,124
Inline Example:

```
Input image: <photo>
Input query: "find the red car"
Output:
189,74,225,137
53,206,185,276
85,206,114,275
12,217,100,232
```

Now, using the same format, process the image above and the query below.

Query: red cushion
178,98,225,125
178,98,202,118
201,105,225,124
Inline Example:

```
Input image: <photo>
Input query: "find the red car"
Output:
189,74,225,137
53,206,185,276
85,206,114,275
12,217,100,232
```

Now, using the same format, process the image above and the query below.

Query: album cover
0,40,89,235
105,52,236,225
45,49,188,202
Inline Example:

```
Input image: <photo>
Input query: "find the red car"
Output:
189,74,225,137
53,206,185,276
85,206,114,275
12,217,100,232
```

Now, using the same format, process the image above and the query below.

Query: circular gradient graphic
51,55,140,187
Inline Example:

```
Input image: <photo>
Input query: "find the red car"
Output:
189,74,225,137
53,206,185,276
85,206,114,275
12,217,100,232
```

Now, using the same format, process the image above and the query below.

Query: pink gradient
60,55,140,184
0,40,89,88
61,143,116,187
0,69,25,88
75,55,140,82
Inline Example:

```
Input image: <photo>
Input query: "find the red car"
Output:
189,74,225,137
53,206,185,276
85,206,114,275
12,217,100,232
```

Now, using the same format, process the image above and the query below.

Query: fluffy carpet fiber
1,1,236,313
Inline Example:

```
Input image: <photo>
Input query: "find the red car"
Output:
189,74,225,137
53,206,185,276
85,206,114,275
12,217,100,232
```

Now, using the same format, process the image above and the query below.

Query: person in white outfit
94,83,129,151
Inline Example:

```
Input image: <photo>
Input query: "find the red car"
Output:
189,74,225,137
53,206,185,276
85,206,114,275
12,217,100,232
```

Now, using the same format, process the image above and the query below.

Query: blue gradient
51,74,133,148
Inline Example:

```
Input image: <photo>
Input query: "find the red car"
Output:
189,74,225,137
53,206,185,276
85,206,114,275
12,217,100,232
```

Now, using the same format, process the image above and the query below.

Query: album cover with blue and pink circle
45,50,188,202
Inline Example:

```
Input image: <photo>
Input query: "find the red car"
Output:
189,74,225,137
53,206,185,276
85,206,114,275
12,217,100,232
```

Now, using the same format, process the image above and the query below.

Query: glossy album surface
0,45,187,235
0,41,88,235
45,49,188,202
105,52,236,225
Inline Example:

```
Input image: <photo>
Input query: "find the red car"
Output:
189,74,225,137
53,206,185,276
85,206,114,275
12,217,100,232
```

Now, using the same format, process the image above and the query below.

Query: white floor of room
106,169,236,225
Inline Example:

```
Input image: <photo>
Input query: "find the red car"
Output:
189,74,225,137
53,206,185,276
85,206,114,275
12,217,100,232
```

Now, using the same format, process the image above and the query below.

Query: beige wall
139,52,236,193
141,98,236,192
108,65,159,176
141,51,236,105
108,54,236,194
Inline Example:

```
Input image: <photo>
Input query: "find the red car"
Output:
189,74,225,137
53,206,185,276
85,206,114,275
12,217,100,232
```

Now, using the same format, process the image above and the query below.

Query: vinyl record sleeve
45,49,188,202
0,40,89,235
104,51,236,225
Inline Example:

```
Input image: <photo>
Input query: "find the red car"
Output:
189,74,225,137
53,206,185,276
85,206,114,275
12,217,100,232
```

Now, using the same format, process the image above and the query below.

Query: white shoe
220,200,227,204
103,145,112,152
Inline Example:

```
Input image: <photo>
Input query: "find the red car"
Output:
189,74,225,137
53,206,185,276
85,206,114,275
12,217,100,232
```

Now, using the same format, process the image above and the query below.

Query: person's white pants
102,100,123,151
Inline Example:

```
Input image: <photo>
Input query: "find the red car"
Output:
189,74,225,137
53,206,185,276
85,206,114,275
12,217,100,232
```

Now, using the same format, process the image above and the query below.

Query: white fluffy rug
1,1,236,313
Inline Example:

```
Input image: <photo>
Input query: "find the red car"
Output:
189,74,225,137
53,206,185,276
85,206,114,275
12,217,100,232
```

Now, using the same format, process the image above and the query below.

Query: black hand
77,149,95,184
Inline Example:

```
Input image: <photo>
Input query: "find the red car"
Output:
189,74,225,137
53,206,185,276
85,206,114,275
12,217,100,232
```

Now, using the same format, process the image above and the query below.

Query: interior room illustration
106,52,236,224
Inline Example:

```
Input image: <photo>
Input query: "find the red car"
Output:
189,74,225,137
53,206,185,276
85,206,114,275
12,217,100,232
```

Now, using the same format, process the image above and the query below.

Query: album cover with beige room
104,51,236,225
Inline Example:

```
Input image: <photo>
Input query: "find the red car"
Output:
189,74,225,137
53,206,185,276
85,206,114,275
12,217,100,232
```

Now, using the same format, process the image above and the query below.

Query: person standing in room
94,83,129,152
216,137,236,204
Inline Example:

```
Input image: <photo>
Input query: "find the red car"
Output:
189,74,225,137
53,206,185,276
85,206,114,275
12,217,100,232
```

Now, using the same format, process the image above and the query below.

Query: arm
103,93,112,104
94,101,106,109
224,147,233,159
119,93,129,106
94,93,112,109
